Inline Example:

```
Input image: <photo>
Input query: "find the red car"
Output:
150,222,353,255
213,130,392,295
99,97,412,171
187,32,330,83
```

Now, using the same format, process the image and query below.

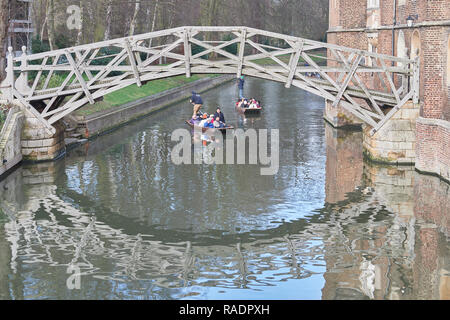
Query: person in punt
214,117,226,128
214,107,226,123
199,113,209,127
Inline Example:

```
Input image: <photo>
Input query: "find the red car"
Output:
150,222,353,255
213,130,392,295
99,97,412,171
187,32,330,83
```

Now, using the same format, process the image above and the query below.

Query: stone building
327,0,450,182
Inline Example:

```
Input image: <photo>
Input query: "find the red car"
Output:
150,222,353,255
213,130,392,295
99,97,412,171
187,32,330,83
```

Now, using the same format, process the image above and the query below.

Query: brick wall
416,118,450,182
421,27,448,119
338,0,367,29
329,0,450,180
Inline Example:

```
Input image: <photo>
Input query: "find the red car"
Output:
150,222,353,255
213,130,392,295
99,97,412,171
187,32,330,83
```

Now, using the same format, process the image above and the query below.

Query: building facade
328,0,450,182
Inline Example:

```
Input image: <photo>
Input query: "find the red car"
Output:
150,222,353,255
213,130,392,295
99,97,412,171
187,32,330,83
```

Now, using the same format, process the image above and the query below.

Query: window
367,0,380,9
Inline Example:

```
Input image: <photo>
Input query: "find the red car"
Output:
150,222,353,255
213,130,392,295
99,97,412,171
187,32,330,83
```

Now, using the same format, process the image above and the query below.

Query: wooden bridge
0,26,419,135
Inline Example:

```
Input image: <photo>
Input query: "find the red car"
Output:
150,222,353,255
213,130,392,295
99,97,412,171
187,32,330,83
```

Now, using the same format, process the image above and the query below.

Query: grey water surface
0,78,448,300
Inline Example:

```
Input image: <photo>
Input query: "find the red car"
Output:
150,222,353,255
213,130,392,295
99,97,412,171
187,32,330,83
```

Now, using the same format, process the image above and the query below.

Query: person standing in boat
214,107,226,123
190,91,203,117
237,75,245,99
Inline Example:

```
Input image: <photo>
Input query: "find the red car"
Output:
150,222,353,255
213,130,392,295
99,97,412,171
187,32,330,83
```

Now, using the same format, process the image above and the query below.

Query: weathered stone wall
363,101,419,164
21,110,65,162
0,108,24,177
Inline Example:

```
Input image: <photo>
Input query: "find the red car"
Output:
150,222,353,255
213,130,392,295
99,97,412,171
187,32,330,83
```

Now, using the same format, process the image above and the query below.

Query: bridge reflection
0,123,448,299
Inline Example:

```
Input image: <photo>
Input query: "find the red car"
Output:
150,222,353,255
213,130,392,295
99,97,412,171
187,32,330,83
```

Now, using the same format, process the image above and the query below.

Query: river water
0,78,448,300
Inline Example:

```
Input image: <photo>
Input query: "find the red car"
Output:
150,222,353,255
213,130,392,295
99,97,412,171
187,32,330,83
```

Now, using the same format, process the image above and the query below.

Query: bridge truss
1,26,419,135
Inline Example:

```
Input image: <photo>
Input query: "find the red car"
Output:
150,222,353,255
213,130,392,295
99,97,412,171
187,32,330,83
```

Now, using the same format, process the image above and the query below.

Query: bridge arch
1,26,418,135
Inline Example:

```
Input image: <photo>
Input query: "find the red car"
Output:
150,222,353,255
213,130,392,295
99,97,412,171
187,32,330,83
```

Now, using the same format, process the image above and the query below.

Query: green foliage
32,37,50,54
94,25,106,43
55,33,71,50
191,43,208,60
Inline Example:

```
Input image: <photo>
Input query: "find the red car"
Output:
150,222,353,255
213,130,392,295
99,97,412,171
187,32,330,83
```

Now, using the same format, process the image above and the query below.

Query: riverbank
73,74,220,117
71,74,235,139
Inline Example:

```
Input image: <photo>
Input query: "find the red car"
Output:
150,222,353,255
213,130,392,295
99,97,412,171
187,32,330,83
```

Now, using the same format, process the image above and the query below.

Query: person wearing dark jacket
237,76,245,99
214,107,226,123
190,91,203,117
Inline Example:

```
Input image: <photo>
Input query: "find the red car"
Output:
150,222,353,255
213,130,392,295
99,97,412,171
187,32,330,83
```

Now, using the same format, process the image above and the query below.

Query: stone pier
363,101,419,165
20,109,66,162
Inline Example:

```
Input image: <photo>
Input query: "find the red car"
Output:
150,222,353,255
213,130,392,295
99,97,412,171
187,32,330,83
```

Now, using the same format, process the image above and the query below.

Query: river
0,78,448,300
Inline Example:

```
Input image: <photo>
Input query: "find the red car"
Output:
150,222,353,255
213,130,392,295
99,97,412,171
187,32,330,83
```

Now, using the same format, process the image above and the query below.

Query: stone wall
416,117,450,182
0,108,24,177
363,101,419,164
21,111,65,162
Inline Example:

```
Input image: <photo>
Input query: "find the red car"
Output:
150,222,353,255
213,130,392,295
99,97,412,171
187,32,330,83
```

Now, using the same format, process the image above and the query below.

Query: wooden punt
236,105,262,116
185,121,234,133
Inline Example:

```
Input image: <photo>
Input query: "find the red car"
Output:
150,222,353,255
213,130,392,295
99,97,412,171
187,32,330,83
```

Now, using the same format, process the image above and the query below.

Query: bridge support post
363,100,419,165
1,47,15,103
20,108,66,162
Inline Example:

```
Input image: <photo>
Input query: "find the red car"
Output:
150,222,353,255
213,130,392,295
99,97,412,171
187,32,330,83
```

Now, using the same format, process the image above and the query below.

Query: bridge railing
1,26,418,135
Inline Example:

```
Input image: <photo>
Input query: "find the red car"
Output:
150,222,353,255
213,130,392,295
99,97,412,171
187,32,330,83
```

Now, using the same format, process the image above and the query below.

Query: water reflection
0,79,448,300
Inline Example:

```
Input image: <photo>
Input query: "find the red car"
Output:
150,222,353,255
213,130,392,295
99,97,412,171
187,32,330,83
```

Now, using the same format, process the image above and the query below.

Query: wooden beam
188,37,239,63
237,29,247,78
285,41,304,88
86,49,128,86
183,28,191,78
28,56,48,98
371,90,414,135
12,89,56,135
379,58,400,104
332,55,362,107
141,38,184,68
124,39,142,87
65,50,95,104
